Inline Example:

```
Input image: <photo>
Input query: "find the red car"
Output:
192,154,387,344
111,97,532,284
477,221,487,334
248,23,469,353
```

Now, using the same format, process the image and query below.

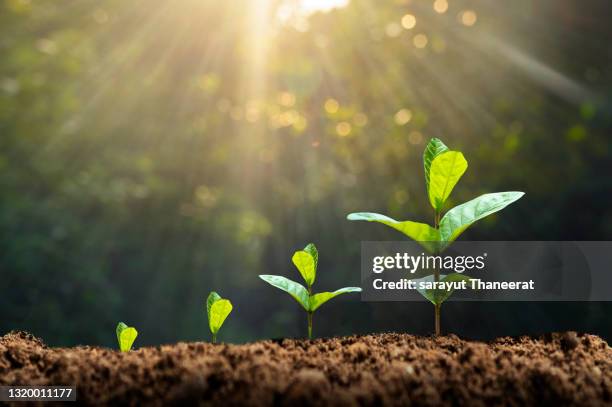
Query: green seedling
348,138,524,335
259,243,361,339
116,322,138,352
206,291,233,343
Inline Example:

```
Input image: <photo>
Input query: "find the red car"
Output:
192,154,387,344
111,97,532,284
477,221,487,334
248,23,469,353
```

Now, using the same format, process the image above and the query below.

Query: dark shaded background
1,0,611,347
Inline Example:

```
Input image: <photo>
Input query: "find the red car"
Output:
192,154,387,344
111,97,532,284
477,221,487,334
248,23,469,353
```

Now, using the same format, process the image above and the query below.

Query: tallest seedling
348,138,524,335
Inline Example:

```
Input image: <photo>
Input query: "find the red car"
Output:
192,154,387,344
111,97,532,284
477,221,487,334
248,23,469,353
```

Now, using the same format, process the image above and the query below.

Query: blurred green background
1,0,611,347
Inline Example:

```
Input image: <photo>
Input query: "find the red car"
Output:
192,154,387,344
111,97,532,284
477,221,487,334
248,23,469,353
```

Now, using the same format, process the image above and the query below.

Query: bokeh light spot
461,10,477,26
336,121,352,137
386,22,402,37
413,34,428,48
394,109,412,125
433,0,448,14
401,14,416,30
324,98,339,113
408,131,423,145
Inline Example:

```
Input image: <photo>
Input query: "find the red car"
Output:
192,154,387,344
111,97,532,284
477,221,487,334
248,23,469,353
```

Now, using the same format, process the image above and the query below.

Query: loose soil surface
1,331,611,406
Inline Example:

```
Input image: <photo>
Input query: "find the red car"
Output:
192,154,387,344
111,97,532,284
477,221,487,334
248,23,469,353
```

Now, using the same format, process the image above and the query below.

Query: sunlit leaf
292,248,316,287
116,322,138,352
206,291,222,322
309,287,361,312
259,274,310,311
347,212,440,253
208,298,233,335
423,138,449,192
439,191,525,244
428,151,468,211
303,243,318,272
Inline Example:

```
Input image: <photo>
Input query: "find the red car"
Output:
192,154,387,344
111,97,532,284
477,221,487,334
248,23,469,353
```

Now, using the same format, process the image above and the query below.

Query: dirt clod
1,331,611,406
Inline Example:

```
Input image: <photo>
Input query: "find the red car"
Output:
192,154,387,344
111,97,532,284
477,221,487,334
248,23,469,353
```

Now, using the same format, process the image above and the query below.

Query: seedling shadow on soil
1,330,611,406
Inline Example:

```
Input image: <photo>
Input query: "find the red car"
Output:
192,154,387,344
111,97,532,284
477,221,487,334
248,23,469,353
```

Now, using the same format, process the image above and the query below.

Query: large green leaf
292,247,317,287
206,291,222,322
439,191,525,243
116,322,138,352
259,274,310,311
347,212,441,252
208,298,233,335
309,287,361,312
428,151,468,211
423,138,449,192
414,273,472,305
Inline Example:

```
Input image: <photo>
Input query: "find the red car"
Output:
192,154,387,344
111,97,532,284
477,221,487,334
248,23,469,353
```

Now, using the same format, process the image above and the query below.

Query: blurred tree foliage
1,0,610,345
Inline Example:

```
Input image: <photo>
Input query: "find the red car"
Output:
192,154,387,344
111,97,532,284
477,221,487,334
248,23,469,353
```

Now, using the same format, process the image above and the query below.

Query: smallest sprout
206,291,233,343
116,322,138,352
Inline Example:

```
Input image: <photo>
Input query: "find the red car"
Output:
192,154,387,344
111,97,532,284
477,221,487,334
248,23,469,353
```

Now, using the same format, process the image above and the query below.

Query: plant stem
307,284,313,339
212,333,217,344
434,209,441,336
434,304,441,336
307,312,313,339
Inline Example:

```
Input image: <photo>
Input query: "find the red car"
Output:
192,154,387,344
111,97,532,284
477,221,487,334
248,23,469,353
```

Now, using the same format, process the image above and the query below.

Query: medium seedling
259,243,361,339
206,291,233,343
116,322,138,352
348,138,524,335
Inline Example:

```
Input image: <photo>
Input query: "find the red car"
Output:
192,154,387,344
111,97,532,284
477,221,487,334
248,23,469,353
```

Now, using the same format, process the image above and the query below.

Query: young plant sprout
116,322,138,352
259,243,361,339
348,138,524,336
206,291,233,343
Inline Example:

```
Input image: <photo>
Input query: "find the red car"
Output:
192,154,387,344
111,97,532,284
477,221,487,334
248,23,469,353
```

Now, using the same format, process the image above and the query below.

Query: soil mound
1,330,610,406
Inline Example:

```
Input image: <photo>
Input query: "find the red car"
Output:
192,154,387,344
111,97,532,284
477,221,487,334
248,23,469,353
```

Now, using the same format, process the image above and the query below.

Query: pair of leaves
292,243,318,287
206,291,233,335
116,322,138,352
347,191,523,252
259,275,361,312
424,138,467,212
414,273,473,305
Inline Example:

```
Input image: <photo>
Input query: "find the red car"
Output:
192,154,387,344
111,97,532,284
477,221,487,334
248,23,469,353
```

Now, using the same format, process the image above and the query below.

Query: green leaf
347,212,441,253
428,151,468,211
292,248,317,287
309,287,361,312
208,298,233,335
303,243,318,272
414,273,472,305
206,291,222,323
423,138,449,192
116,322,138,352
259,274,310,311
439,191,525,244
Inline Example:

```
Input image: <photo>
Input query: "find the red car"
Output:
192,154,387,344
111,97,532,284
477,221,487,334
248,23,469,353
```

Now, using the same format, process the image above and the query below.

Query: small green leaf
439,191,525,244
423,138,449,192
206,291,222,323
303,243,318,272
116,322,138,352
259,275,310,311
292,249,316,287
309,287,361,312
208,298,233,335
428,151,468,211
414,273,472,305
347,212,441,253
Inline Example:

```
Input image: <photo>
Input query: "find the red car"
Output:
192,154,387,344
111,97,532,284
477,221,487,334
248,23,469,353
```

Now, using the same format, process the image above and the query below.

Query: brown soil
1,331,611,406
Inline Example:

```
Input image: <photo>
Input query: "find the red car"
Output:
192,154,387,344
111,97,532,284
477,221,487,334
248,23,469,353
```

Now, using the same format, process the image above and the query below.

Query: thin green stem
212,333,217,344
307,312,313,339
433,209,441,336
434,304,441,336
307,284,313,339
